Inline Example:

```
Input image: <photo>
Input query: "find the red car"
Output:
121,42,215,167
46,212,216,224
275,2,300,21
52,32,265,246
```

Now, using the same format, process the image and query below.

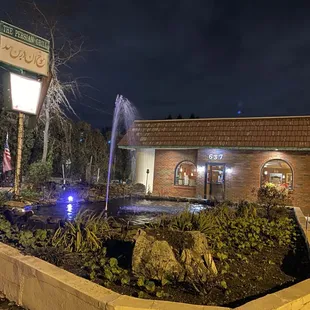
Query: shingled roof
118,116,310,150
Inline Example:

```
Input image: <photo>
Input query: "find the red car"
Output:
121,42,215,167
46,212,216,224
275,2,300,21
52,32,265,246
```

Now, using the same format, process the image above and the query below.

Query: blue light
23,205,32,212
237,110,242,115
68,196,74,202
108,140,111,144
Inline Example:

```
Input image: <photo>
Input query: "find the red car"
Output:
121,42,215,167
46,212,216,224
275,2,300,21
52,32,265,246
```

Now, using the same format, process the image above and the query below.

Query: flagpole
14,112,25,196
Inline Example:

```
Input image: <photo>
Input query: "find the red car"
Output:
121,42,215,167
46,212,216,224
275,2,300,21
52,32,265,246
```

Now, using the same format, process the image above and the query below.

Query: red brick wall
197,149,310,214
152,149,197,198
152,148,310,214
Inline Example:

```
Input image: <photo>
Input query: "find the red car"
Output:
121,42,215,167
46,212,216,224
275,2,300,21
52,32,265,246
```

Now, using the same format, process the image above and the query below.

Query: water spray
105,95,137,211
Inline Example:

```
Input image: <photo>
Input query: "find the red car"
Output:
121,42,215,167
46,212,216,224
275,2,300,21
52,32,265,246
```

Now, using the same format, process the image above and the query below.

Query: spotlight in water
68,196,73,202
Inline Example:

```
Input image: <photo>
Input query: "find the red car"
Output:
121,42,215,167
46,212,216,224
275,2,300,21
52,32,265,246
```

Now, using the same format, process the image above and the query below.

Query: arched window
175,161,197,186
261,159,293,190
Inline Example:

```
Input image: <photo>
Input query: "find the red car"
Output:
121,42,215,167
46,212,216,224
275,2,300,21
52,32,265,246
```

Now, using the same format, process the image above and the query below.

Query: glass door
205,164,225,201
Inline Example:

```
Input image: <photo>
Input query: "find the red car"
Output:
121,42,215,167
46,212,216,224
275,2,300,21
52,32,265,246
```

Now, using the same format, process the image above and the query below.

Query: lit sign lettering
208,154,223,160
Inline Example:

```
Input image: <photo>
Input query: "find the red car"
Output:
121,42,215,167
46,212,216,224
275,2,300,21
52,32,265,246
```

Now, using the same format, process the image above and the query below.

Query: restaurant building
119,116,310,212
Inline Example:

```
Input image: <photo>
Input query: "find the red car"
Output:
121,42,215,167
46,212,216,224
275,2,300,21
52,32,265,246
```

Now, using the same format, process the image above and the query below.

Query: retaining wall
0,207,309,309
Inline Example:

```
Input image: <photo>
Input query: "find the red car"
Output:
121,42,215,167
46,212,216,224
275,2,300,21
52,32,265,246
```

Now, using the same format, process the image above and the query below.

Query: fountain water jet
105,95,137,211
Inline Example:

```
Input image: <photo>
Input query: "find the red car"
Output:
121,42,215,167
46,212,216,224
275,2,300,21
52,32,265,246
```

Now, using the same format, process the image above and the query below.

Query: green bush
166,202,297,259
257,183,289,219
52,210,110,252
20,189,41,200
27,161,52,187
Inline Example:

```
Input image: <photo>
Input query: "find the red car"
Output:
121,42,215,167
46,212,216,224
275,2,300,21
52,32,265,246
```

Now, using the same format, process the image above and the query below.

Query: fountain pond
34,198,209,225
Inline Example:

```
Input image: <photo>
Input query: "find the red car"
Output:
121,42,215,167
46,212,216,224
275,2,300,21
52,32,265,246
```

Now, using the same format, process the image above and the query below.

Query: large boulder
132,229,217,283
132,229,183,281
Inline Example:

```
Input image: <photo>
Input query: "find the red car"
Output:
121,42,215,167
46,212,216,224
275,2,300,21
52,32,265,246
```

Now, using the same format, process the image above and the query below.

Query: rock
132,229,183,281
180,231,218,280
132,229,217,284
4,201,26,208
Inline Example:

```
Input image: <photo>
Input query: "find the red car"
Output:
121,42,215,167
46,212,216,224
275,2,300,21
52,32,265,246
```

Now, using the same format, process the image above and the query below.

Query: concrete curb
0,207,308,309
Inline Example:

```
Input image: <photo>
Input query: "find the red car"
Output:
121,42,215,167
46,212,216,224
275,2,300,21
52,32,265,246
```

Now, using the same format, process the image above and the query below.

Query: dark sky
2,1,310,128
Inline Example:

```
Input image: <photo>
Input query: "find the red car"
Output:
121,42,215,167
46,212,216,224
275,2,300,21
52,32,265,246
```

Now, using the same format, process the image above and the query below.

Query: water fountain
105,95,137,211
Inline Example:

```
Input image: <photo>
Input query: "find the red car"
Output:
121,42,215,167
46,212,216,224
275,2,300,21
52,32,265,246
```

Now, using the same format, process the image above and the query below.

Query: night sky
2,1,310,128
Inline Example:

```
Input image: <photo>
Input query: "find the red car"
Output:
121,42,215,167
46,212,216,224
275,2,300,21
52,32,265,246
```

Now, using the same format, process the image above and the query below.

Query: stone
180,231,218,277
4,201,26,209
132,229,217,283
132,229,183,281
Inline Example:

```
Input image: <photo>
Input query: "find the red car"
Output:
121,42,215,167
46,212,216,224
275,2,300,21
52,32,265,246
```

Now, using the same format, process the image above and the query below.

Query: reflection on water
66,204,73,221
36,198,209,225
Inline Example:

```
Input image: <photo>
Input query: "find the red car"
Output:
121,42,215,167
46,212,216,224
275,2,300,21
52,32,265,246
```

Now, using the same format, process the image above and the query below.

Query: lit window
175,161,197,187
261,159,293,190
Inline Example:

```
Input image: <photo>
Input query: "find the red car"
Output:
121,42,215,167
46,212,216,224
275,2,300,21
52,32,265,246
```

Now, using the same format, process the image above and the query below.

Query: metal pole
14,112,25,196
97,168,100,183
145,169,149,195
62,164,66,185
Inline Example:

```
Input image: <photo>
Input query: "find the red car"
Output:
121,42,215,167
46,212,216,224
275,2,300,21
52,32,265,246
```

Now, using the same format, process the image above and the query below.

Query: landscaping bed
0,297,24,310
0,184,309,307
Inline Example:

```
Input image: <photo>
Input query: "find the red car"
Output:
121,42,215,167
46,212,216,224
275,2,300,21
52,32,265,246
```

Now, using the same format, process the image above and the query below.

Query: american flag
3,133,12,173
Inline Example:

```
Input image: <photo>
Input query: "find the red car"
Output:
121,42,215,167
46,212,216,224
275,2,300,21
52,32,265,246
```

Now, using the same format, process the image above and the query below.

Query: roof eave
118,145,310,151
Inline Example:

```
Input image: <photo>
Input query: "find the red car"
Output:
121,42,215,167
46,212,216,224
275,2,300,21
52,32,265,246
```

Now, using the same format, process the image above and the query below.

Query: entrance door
205,164,225,201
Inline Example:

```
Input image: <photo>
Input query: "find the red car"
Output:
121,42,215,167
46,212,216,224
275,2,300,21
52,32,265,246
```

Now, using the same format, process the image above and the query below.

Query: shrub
0,191,8,206
27,161,52,187
52,210,110,252
236,200,257,218
20,189,41,200
27,246,66,267
257,183,289,219
83,248,130,286
166,202,297,259
131,183,146,194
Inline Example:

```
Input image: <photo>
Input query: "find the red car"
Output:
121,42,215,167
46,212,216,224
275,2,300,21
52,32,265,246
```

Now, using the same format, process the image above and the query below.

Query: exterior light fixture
226,167,232,174
180,167,183,172
197,166,205,173
3,72,42,115
264,171,268,175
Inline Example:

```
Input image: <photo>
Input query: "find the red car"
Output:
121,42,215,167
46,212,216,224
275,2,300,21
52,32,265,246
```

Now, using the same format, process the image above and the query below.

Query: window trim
260,159,294,190
174,160,197,187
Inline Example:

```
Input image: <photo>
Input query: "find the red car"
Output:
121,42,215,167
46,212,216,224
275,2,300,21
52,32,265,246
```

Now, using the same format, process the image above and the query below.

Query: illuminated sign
4,72,42,115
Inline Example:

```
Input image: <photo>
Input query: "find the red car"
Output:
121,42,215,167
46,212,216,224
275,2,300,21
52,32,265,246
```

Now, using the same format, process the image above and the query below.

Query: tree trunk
42,103,50,162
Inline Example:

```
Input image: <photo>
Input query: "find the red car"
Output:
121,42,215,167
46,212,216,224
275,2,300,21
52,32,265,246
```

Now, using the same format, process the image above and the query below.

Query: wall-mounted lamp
197,166,205,173
264,171,268,175
226,167,233,174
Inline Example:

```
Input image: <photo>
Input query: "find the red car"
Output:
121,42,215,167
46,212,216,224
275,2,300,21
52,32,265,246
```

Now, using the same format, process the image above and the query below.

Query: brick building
119,116,310,213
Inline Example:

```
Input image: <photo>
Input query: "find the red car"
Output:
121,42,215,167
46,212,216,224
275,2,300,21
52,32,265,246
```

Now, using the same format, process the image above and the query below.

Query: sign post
14,113,24,196
0,21,50,196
